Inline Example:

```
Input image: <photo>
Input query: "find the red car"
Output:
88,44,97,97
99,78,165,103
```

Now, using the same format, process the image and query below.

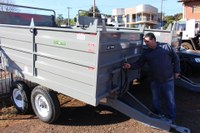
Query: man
123,32,180,122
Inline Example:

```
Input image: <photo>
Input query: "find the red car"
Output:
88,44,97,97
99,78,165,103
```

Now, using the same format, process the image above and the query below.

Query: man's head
143,33,157,49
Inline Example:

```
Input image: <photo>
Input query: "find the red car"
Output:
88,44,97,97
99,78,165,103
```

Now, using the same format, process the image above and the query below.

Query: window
152,15,155,21
193,6,200,13
117,15,123,23
146,14,150,21
137,14,142,21
177,23,186,31
126,15,130,23
142,13,150,21
132,14,136,22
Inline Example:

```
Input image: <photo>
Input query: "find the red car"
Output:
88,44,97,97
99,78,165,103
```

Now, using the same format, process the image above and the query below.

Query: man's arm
170,46,181,78
172,48,181,73
123,54,146,70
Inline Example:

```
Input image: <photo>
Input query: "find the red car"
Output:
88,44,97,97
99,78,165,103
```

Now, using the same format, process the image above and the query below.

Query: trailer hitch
104,91,191,132
170,124,190,133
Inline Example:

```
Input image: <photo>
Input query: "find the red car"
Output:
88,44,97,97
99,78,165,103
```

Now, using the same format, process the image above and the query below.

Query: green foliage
70,19,76,25
56,14,64,26
163,13,182,29
89,6,100,13
88,6,100,17
78,6,101,18
174,13,183,21
55,5,101,26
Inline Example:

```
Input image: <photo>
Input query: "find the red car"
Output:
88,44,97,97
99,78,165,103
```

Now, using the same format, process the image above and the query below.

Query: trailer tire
11,81,32,114
182,42,193,50
31,86,60,123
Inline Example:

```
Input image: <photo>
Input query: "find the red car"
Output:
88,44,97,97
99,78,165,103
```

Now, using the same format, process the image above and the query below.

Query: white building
112,4,159,28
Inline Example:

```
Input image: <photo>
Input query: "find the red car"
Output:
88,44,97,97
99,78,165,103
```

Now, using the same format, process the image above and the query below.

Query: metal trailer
0,3,56,27
0,2,57,99
0,3,190,133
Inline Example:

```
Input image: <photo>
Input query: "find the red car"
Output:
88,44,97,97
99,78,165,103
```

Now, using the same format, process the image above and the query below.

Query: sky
14,0,183,18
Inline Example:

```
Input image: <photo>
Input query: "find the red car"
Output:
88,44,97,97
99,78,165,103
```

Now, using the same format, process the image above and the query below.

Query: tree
55,5,102,26
70,18,76,25
88,5,101,18
56,14,64,26
163,13,183,29
0,0,16,12
78,6,101,18
174,13,182,21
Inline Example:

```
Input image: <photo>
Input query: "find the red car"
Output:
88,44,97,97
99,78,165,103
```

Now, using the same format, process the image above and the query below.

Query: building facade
112,4,159,28
179,0,200,20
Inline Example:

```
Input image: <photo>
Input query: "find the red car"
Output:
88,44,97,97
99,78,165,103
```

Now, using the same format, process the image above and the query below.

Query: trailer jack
101,92,190,133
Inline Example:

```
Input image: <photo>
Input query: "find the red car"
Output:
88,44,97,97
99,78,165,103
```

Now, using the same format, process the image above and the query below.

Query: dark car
177,49,200,75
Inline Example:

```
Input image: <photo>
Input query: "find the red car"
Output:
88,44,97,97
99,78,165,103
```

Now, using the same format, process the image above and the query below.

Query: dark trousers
150,80,176,120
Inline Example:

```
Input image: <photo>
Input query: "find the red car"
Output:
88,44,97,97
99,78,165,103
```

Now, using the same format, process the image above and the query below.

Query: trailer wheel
182,42,193,50
31,86,60,123
11,81,32,114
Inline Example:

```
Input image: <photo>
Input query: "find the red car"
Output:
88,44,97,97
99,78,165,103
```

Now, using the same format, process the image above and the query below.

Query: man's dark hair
144,32,156,41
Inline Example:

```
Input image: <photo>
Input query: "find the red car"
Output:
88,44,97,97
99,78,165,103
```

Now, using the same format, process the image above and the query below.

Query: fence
0,69,12,98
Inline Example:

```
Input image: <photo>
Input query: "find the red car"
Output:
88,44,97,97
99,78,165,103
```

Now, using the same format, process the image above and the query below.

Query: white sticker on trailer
77,33,86,40
154,32,161,36
24,65,28,72
134,48,138,54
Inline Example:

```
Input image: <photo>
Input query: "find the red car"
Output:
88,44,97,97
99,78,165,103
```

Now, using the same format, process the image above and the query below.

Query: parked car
177,48,200,75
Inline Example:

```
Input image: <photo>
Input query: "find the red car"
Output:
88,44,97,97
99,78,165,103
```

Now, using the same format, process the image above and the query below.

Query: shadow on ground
56,104,130,126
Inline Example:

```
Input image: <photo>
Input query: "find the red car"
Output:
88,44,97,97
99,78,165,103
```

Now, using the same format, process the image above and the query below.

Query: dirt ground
0,77,200,133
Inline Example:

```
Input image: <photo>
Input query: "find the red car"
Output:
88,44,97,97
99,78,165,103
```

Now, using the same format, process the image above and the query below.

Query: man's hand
175,73,181,79
123,63,131,69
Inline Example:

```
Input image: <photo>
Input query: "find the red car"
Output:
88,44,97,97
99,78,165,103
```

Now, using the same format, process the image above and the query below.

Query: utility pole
161,0,163,29
67,7,71,26
93,0,96,18
160,0,166,29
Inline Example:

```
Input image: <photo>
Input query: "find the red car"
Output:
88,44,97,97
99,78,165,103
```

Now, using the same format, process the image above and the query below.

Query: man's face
143,37,156,49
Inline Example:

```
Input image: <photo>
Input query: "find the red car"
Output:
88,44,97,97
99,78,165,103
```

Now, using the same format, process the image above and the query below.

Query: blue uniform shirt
133,42,181,83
